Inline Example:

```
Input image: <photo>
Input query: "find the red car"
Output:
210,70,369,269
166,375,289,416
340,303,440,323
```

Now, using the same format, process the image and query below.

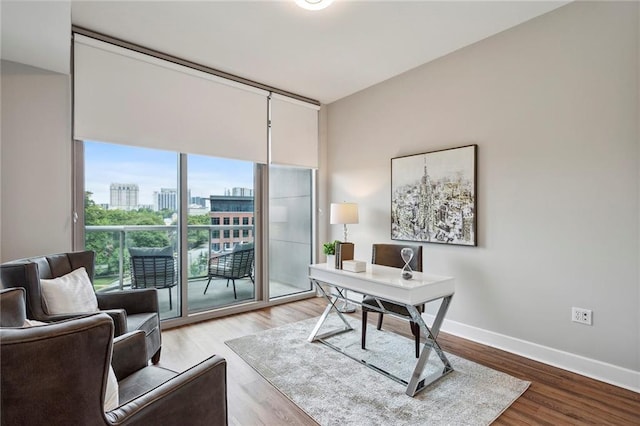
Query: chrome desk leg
405,295,454,396
307,279,353,342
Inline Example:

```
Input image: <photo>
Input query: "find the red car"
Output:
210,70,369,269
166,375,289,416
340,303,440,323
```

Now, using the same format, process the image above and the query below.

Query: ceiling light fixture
295,0,334,11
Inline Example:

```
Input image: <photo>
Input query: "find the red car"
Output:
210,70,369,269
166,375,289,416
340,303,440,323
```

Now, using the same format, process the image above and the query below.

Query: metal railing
85,224,254,290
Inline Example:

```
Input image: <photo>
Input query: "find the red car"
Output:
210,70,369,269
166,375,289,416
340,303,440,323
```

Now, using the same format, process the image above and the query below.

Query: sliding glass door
82,141,266,320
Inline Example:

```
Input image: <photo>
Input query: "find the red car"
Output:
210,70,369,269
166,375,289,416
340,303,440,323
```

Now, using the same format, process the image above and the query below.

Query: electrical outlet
571,307,592,325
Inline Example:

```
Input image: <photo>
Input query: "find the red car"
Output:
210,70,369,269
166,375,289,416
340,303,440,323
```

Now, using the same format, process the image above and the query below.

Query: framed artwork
391,144,477,246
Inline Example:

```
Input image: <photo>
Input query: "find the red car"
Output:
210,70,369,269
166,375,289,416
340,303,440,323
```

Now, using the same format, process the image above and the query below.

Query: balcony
86,225,310,320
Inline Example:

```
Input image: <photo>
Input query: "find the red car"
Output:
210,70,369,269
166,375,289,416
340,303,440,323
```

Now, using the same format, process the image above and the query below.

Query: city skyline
85,141,254,205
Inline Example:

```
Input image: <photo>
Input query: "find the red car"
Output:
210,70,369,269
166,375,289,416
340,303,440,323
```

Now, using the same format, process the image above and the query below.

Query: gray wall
327,0,639,384
1,61,73,261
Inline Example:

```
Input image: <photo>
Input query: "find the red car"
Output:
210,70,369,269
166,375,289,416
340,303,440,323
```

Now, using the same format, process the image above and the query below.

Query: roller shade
74,34,269,163
270,93,320,168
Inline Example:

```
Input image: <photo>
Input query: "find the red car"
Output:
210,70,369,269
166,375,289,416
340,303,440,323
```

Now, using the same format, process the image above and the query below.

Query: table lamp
330,202,359,242
330,202,359,313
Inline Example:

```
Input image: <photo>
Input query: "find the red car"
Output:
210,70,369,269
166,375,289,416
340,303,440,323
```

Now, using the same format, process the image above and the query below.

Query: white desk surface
309,263,454,306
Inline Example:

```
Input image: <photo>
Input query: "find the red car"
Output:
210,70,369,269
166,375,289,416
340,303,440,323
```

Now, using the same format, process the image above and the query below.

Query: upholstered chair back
371,243,423,272
0,251,96,320
1,314,114,425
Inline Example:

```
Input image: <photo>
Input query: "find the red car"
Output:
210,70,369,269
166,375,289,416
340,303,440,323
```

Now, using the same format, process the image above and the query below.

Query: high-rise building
209,195,254,251
154,188,177,212
110,183,139,210
225,187,253,197
190,196,208,208
153,189,194,211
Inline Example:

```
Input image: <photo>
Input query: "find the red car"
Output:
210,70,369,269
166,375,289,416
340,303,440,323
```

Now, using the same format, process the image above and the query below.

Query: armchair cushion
40,267,99,315
126,312,161,361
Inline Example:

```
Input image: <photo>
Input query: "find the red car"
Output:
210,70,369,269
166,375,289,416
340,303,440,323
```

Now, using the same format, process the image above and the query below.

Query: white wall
1,61,73,261
0,1,71,74
327,1,639,389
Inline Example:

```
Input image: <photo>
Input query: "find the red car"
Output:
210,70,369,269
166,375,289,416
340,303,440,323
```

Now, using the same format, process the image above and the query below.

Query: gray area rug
225,314,530,426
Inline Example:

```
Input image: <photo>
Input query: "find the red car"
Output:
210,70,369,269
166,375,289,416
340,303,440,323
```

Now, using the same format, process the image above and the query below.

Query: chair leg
361,310,368,350
168,288,172,310
410,321,421,358
203,277,212,295
151,347,161,364
376,312,384,330
232,279,237,299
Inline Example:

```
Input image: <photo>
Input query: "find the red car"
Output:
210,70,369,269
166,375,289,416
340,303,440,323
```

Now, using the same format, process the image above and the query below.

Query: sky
391,145,476,189
85,141,254,205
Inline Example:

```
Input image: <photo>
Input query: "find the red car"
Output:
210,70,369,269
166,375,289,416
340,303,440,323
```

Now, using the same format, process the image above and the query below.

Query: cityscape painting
391,144,477,246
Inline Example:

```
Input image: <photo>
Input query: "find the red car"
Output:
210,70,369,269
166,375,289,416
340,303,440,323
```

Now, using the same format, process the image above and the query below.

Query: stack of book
334,241,354,269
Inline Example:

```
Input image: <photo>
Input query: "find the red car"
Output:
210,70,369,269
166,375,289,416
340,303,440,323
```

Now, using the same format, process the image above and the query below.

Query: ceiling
71,1,570,105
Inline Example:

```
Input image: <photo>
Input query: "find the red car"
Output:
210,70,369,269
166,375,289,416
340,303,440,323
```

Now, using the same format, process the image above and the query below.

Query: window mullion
178,153,189,318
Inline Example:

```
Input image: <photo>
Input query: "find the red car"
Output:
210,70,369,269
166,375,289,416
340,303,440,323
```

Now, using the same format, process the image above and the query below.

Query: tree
187,213,212,250
84,192,171,277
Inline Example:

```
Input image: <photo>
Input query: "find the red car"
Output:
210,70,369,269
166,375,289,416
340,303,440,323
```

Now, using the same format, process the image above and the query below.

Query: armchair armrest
106,355,227,426
97,289,159,315
0,288,27,327
101,309,127,338
112,330,148,380
22,309,126,336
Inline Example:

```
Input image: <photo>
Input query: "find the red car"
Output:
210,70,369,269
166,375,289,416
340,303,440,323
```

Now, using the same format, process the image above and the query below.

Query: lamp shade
330,203,359,225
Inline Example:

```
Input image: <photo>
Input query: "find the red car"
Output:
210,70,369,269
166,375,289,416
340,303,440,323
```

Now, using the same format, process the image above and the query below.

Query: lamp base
336,300,357,313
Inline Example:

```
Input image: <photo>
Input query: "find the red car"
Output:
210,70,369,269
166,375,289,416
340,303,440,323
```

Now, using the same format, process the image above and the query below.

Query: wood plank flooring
159,297,640,425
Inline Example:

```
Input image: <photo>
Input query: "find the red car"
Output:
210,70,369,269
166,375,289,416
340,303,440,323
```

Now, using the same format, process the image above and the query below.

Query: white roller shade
74,34,269,163
270,94,320,168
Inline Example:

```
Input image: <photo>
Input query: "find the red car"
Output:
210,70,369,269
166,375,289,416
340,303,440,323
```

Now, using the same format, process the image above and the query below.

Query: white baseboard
424,314,640,393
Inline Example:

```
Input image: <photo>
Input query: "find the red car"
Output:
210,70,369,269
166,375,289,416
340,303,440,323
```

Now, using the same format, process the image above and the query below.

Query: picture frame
391,144,477,246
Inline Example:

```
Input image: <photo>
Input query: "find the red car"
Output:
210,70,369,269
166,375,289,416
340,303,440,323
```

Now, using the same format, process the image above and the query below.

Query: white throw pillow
22,316,119,411
104,365,120,412
40,267,99,314
23,319,48,327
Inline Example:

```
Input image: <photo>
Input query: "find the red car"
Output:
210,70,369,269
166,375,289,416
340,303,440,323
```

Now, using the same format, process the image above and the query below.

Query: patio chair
361,243,424,358
129,246,178,310
204,242,254,299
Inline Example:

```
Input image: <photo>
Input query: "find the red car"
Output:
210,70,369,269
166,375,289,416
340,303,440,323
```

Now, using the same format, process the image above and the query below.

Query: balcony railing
85,224,253,291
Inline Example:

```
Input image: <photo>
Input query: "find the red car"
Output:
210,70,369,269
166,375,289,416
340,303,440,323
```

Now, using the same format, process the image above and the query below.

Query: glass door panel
84,141,180,320
269,165,313,299
186,154,256,313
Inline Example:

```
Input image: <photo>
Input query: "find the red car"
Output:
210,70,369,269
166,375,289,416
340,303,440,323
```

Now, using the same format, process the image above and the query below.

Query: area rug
225,314,530,426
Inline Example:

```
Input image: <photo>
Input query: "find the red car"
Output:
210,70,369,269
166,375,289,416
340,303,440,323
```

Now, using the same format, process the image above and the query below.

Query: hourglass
401,247,414,280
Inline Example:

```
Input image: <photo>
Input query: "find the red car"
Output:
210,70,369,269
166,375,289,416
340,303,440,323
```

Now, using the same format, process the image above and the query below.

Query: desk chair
361,243,424,358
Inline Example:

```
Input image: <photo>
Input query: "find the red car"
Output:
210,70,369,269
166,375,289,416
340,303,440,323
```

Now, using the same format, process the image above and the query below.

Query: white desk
308,263,455,396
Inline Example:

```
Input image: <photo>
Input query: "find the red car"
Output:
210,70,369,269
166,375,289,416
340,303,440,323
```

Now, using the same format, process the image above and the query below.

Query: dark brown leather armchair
361,243,424,357
0,251,162,363
0,311,228,425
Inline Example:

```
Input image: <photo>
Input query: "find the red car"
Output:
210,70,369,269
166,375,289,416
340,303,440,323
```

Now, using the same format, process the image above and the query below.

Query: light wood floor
159,297,640,425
